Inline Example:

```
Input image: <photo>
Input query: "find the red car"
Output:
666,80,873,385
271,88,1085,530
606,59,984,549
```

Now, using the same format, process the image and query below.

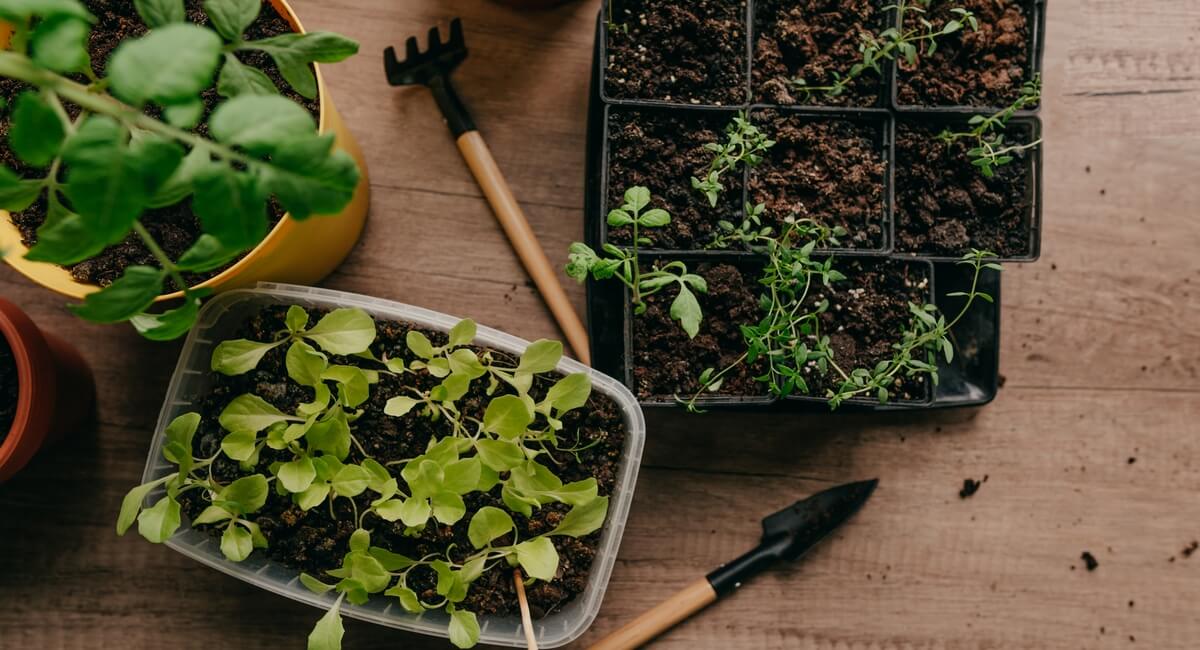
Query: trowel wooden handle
455,131,591,366
588,578,718,650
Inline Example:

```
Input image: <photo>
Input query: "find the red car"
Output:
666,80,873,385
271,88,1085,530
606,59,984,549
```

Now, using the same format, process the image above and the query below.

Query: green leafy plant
790,0,978,101
118,306,612,649
0,0,360,340
691,111,774,207
566,186,707,337
937,74,1043,177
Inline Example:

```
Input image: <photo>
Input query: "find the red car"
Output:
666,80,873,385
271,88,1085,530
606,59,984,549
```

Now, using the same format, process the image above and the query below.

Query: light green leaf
286,340,327,387
277,456,317,493
300,572,336,595
68,266,165,324
10,91,65,166
331,464,370,497
303,308,376,355
406,330,434,358
217,52,278,97
515,537,559,581
306,410,351,459
383,396,419,417
306,597,344,650
467,506,514,549
296,482,330,510
136,495,181,543
670,284,703,339
192,504,233,525
483,395,534,439
448,319,476,347
208,94,316,154
117,481,159,535
623,186,651,211
220,523,254,561
30,14,89,72
549,496,609,538
218,474,269,514
397,497,431,528
218,394,293,433
211,338,282,375
161,412,200,465
448,609,480,650
164,100,205,129
386,585,424,613
474,439,526,472
447,349,485,379
134,0,184,27
286,305,309,332
431,492,466,525
545,373,591,413
517,339,563,374
322,365,370,407
369,547,417,571
441,457,481,495
203,0,260,41
108,24,223,106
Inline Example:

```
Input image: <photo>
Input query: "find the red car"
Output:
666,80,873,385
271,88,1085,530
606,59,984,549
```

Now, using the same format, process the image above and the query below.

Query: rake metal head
384,18,468,86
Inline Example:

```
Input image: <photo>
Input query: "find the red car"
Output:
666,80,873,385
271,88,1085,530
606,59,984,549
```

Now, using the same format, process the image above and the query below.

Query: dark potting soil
896,0,1034,109
894,120,1034,258
0,0,320,289
177,306,627,620
0,334,17,443
606,108,743,249
631,263,767,400
605,0,748,106
752,0,887,108
747,110,886,250
631,258,930,402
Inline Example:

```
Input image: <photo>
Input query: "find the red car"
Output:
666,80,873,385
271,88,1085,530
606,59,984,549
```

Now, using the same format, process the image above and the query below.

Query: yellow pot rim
0,0,332,303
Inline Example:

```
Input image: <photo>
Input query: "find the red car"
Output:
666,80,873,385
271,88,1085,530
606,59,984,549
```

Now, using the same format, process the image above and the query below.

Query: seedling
119,306,611,649
691,111,775,207
790,0,978,101
567,186,707,337
0,0,360,339
937,74,1042,177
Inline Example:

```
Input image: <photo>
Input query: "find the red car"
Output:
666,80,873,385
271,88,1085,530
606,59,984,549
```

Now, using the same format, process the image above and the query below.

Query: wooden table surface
2,1,1198,648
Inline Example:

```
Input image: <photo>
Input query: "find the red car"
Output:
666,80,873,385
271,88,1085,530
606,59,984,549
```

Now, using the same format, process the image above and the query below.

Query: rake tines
384,18,468,87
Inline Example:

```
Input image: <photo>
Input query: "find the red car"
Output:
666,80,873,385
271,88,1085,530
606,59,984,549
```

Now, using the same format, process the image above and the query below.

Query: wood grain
2,0,1199,648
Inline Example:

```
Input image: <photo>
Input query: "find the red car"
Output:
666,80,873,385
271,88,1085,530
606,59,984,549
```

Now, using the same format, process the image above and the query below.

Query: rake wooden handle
587,578,718,650
455,131,591,366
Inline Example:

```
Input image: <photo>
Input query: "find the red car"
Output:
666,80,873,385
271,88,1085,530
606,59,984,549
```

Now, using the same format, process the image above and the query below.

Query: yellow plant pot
0,0,370,302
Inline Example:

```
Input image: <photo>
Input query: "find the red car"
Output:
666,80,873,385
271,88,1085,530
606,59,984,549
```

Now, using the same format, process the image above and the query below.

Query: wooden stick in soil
514,568,539,650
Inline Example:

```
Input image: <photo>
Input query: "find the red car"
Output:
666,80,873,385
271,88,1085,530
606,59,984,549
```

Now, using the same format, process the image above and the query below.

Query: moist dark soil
792,257,931,401
177,306,627,620
0,0,320,289
631,263,767,400
605,0,747,106
895,120,1034,258
0,334,17,443
752,0,887,108
631,258,930,402
606,108,741,249
897,0,1034,108
747,111,886,250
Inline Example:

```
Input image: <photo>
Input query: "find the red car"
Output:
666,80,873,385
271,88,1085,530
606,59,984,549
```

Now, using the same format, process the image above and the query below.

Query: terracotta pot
0,298,95,483
0,0,371,303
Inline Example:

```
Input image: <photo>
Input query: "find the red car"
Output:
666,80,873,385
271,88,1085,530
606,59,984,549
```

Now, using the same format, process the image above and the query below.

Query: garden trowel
588,479,879,650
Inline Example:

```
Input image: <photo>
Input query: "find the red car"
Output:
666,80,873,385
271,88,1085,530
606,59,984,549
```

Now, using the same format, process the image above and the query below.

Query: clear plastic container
139,283,646,648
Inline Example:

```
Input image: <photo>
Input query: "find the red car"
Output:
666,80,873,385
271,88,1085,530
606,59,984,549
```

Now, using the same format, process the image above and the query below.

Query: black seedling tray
891,0,1047,115
584,6,1017,410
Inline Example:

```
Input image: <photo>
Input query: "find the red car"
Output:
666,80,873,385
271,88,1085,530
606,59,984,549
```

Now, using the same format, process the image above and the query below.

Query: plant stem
131,221,190,293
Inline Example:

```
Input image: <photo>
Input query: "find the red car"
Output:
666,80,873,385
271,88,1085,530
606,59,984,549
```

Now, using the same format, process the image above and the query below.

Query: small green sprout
691,111,774,207
937,75,1043,177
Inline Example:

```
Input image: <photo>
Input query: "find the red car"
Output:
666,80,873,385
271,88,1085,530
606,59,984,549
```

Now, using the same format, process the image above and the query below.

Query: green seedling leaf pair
567,186,708,337
690,112,774,207
0,0,359,339
212,306,377,375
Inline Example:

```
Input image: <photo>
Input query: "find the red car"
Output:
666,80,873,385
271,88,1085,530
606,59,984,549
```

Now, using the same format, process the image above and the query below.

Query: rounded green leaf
467,506,513,549
545,373,592,413
406,330,434,358
10,91,65,166
448,609,480,650
217,474,269,514
307,598,344,650
515,537,560,582
211,338,282,376
331,464,370,497
285,340,327,387
483,395,533,439
474,439,526,472
431,492,466,525
384,396,419,417
220,523,254,561
203,0,260,41
386,585,424,613
136,495,181,543
192,504,233,525
517,339,562,374
68,266,166,324
277,456,317,493
108,24,222,106
448,319,476,347
549,496,609,538
218,393,292,433
303,308,376,355
134,0,185,27
217,52,278,97
208,94,316,153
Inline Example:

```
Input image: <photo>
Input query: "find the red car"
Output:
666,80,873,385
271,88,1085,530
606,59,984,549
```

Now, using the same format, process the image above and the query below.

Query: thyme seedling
120,307,611,649
937,75,1043,177
566,186,707,337
790,1,978,101
691,111,774,207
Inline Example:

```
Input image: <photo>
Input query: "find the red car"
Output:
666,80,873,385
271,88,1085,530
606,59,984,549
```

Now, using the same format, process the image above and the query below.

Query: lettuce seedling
0,0,360,339
120,306,613,649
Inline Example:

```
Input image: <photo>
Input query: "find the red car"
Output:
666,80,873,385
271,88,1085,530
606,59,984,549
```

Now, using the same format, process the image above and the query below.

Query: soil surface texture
0,334,17,443
606,108,742,249
179,306,627,620
895,119,1034,257
0,0,320,289
605,0,747,106
748,110,886,250
632,263,766,400
897,0,1034,108
753,0,887,107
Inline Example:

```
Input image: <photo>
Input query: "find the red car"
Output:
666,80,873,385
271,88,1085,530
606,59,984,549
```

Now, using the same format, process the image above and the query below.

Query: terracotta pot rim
0,299,51,468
